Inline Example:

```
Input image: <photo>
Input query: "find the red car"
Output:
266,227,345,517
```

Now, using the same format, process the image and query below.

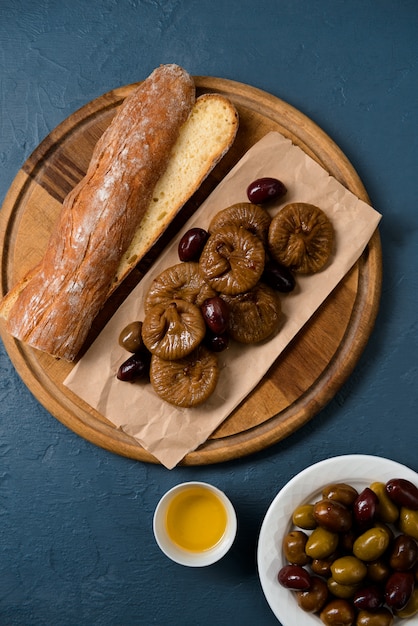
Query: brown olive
367,559,391,584
305,527,339,559
296,575,329,613
356,608,394,626
282,530,310,565
311,555,337,578
389,533,418,571
313,498,352,533
386,478,418,510
322,483,359,507
118,321,144,353
319,598,355,625
292,503,317,530
277,564,311,590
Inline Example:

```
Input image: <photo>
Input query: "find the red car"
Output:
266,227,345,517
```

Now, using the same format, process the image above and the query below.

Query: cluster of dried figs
277,478,418,625
116,177,335,408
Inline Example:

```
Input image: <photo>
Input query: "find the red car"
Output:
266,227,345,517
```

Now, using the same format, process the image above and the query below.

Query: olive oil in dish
165,484,228,552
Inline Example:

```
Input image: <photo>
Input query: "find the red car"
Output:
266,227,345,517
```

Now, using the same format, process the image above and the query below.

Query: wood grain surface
0,76,382,465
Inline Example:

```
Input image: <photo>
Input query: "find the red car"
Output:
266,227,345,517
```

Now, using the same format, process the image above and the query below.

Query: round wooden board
0,76,382,466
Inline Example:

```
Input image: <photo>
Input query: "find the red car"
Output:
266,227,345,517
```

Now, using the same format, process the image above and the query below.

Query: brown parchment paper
64,132,382,469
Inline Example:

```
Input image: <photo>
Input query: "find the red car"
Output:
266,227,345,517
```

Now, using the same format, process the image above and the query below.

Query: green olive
330,555,367,585
327,577,359,599
282,530,310,565
399,507,418,540
353,527,391,562
370,481,399,524
305,527,339,559
322,483,358,507
118,321,144,353
356,607,394,626
292,504,317,530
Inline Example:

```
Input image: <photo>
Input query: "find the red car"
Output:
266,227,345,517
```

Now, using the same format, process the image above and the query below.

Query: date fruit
246,177,287,204
178,227,209,262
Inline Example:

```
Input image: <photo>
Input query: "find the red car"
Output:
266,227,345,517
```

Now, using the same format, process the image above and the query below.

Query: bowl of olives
257,455,418,625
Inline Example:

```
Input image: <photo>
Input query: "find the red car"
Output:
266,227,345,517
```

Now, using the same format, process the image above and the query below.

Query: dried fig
144,262,216,314
142,299,206,360
268,202,334,273
221,283,281,343
209,202,271,244
150,345,219,407
199,224,265,295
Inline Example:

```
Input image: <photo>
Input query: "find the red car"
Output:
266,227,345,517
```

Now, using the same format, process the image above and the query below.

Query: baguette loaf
0,64,195,360
0,67,239,362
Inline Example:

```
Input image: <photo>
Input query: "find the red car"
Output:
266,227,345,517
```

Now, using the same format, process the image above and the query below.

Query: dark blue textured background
1,2,417,624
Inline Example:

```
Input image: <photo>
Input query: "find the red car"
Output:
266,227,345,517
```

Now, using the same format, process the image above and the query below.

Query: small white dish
257,454,418,625
153,481,237,567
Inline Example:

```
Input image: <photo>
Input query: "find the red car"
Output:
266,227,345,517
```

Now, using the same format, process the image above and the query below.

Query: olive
313,498,352,533
386,478,418,510
396,586,418,618
178,227,209,262
353,526,391,562
385,570,415,610
296,576,329,613
305,527,339,559
319,598,356,625
322,483,359,507
389,533,418,571
339,529,356,553
203,330,229,352
370,481,399,524
200,296,230,334
327,577,359,599
282,530,310,565
292,503,317,530
367,559,391,583
261,260,295,293
353,584,384,611
246,176,287,204
356,608,394,626
399,507,418,540
311,555,336,578
331,555,367,585
116,351,151,382
353,487,379,527
118,321,144,353
277,564,311,590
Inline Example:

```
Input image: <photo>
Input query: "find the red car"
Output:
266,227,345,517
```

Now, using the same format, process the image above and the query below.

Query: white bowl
257,454,418,625
153,481,237,567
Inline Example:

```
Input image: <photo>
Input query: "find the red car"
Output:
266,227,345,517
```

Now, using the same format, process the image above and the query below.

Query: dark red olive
201,296,229,334
262,260,295,293
386,478,418,510
277,564,311,590
247,177,287,204
385,570,415,610
117,351,150,382
389,534,418,571
353,488,379,526
204,331,229,352
178,227,209,262
353,584,384,610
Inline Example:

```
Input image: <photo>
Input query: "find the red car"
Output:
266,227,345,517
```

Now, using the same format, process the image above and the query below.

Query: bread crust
0,64,195,360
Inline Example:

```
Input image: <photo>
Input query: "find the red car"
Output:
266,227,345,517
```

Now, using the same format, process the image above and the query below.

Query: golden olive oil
165,485,228,552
